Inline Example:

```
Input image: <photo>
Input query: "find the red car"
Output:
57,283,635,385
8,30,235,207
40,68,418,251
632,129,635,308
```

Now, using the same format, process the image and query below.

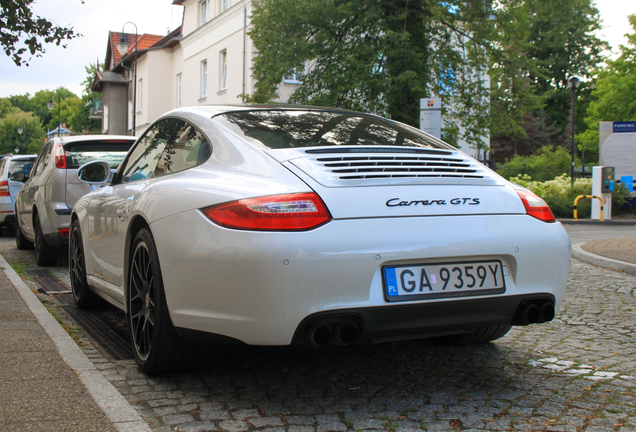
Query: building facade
94,0,302,137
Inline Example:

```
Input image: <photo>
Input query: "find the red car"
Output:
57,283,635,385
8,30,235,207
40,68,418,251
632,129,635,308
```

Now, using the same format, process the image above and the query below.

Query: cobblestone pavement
2,233,636,432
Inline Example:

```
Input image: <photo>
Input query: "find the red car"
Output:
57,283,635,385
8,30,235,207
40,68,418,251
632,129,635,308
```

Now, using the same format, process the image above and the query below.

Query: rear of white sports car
150,108,571,348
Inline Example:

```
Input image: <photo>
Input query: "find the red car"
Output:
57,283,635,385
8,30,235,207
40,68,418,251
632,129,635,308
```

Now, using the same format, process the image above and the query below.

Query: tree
245,0,495,147
0,0,81,66
9,87,77,131
0,109,45,154
489,0,606,161
579,14,636,153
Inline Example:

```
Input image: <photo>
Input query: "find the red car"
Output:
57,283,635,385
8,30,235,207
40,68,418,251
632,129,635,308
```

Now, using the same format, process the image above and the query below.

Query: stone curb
572,242,636,276
0,254,152,432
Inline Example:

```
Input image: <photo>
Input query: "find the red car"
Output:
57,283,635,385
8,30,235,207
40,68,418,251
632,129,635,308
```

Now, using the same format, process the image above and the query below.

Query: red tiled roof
109,32,165,66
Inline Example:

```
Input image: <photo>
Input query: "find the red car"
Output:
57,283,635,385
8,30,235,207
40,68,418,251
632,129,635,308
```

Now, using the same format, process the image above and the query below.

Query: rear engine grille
316,156,483,180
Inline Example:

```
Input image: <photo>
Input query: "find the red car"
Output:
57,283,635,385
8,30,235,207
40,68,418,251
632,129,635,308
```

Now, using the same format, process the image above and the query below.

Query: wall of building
103,82,128,135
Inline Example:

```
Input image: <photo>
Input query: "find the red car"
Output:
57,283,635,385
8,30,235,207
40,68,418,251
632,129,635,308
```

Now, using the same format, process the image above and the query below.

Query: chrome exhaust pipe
332,322,359,346
307,325,333,347
519,303,539,326
537,302,555,323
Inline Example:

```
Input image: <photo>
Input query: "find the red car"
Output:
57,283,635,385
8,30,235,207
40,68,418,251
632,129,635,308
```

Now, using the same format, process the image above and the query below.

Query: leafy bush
507,173,636,219
497,146,576,182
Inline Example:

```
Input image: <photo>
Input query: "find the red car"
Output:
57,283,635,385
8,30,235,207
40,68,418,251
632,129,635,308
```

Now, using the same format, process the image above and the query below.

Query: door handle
116,205,127,221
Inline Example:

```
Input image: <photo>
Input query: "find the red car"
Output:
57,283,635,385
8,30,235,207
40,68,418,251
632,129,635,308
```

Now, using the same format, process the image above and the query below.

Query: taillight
58,228,70,238
203,192,331,231
54,143,67,169
516,190,555,222
0,181,9,197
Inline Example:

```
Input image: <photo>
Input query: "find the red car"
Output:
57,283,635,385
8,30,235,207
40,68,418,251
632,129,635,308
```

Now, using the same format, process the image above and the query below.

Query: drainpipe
242,0,247,96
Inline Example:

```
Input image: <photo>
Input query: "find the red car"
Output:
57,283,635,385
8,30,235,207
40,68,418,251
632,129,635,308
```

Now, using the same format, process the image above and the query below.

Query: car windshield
64,140,135,169
9,159,35,178
213,110,454,151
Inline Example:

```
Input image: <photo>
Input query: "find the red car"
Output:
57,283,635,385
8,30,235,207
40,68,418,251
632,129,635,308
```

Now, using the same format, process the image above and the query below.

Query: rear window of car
63,140,135,169
213,110,454,151
9,158,36,177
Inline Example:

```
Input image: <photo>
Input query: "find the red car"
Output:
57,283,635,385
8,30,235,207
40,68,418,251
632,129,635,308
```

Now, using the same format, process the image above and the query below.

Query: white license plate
383,260,506,302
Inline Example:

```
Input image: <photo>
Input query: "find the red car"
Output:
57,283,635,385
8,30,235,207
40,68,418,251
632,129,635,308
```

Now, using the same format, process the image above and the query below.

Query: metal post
571,86,575,188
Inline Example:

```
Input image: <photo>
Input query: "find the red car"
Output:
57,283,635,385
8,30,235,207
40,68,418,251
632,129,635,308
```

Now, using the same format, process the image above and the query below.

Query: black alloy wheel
69,219,97,308
127,228,219,374
34,214,58,266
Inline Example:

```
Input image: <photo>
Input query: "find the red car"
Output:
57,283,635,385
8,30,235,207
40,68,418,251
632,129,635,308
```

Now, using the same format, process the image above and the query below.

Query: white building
94,0,301,136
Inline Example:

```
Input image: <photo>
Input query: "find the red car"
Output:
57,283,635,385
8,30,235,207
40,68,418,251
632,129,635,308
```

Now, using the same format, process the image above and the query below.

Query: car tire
127,228,220,374
428,324,512,346
34,214,58,266
15,217,34,250
69,219,98,308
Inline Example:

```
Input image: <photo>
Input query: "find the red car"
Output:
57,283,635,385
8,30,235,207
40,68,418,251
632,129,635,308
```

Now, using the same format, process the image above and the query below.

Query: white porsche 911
70,105,570,374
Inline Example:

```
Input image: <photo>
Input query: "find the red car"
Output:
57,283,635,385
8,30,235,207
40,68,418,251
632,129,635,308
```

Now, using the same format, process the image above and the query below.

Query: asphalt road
2,225,636,432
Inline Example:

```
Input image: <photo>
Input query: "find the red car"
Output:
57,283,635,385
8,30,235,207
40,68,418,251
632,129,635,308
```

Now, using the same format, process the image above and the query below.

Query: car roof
168,104,381,119
50,135,137,144
2,154,37,160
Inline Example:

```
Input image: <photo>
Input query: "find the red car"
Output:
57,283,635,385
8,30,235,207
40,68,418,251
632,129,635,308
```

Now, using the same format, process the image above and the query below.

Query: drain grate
26,270,71,294
55,294,134,360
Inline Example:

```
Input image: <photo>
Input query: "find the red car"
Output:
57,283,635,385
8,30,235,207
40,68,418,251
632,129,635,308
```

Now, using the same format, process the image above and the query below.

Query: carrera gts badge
386,198,480,207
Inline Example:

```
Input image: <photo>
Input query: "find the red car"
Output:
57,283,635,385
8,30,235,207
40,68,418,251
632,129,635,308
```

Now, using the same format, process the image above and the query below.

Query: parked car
0,154,37,233
15,135,136,265
70,105,571,374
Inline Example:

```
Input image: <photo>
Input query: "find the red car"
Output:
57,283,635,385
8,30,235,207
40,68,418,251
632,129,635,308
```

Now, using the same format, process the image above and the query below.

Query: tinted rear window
213,110,453,151
63,140,135,169
9,158,36,177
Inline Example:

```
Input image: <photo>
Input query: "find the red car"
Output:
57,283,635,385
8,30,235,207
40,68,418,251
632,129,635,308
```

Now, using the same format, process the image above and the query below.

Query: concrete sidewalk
0,219,634,431
0,254,150,432
561,219,636,275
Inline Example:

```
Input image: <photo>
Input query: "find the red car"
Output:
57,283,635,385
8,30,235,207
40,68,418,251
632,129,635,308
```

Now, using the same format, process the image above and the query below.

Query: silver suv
15,135,136,265
0,154,37,233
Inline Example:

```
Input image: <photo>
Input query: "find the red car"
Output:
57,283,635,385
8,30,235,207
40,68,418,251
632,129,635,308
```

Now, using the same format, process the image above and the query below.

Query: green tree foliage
245,0,494,147
579,14,636,152
490,0,606,161
0,105,45,154
497,145,576,181
9,87,77,132
0,0,81,66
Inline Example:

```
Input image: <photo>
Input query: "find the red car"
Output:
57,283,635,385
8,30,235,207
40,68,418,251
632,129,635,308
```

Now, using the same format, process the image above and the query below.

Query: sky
0,0,635,99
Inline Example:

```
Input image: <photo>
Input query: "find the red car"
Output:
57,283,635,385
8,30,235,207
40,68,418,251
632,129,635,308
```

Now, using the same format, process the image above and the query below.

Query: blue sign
613,122,636,133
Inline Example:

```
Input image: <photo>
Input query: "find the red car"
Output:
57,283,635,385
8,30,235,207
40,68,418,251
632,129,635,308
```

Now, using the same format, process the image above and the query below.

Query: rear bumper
178,293,555,345
152,212,571,346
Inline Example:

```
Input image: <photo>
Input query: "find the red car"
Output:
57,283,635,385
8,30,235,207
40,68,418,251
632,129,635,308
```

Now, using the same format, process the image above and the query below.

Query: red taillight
54,143,67,169
203,192,331,231
0,181,9,197
516,190,555,222
58,228,70,238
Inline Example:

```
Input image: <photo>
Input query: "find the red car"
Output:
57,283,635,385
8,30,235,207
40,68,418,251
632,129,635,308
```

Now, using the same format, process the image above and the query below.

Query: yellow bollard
573,195,604,221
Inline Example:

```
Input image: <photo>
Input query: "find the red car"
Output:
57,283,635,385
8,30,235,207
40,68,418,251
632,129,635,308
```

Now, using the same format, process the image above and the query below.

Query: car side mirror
9,172,26,183
77,160,112,187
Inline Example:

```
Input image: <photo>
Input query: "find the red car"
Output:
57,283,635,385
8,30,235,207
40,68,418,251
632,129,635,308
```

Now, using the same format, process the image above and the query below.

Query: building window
201,60,208,98
200,0,210,25
177,73,182,107
128,101,133,130
283,63,304,84
138,78,143,111
220,50,227,91
222,0,231,12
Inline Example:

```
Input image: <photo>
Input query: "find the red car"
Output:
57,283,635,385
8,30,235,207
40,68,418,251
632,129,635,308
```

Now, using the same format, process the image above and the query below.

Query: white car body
70,105,571,373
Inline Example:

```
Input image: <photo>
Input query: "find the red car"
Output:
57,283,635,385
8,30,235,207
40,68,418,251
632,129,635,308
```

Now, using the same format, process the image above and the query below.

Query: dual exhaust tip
305,320,360,348
514,300,555,326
